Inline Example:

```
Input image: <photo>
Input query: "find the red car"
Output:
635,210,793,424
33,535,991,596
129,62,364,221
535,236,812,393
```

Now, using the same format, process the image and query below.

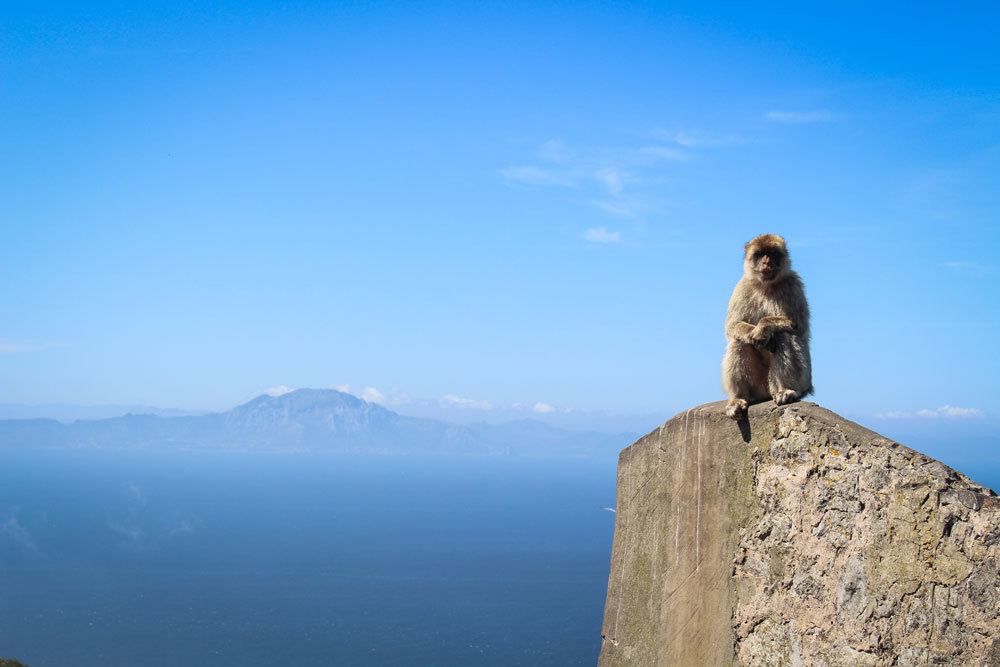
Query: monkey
722,233,812,421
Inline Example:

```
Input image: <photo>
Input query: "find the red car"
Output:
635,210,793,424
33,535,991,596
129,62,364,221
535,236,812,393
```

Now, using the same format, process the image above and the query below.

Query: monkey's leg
767,333,812,405
722,341,770,420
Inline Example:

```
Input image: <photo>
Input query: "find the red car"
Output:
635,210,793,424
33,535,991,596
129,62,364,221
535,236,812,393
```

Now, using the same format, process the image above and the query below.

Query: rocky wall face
599,402,1000,667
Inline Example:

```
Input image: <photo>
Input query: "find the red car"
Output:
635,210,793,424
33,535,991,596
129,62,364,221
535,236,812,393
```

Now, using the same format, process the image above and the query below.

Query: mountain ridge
0,388,629,457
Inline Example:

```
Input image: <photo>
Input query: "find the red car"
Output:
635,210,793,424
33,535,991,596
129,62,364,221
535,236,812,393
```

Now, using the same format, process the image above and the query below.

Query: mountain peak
240,388,365,409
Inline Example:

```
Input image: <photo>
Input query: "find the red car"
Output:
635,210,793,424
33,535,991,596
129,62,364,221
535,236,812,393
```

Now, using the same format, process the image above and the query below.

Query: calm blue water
0,451,617,666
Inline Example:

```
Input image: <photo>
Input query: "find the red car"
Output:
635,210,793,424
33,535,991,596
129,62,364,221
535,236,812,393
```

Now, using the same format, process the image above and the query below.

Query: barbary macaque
722,234,812,421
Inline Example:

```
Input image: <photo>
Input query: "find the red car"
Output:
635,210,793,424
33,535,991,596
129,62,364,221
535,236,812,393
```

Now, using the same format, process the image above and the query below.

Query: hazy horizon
1,386,998,493
0,387,660,435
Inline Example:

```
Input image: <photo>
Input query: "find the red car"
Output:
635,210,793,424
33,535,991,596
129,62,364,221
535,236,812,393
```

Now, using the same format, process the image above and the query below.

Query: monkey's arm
727,320,756,343
755,315,795,334
724,283,758,344
757,315,794,329
748,315,795,348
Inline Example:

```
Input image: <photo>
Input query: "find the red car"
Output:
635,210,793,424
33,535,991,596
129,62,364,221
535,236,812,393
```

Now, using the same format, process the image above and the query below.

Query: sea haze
0,449,616,667
0,389,630,457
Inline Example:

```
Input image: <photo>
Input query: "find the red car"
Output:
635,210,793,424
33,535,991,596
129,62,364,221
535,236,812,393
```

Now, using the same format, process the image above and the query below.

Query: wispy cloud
499,131,724,233
590,201,636,219
656,129,740,148
499,165,576,188
594,167,627,196
262,385,294,397
0,340,59,354
536,139,572,163
500,141,679,195
583,227,622,244
916,405,985,418
440,394,493,410
635,145,687,162
533,402,555,414
943,260,993,275
876,405,985,419
765,110,835,124
328,384,408,406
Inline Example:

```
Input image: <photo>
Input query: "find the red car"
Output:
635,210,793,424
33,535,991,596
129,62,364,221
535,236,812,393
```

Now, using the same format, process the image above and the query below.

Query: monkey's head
743,234,790,284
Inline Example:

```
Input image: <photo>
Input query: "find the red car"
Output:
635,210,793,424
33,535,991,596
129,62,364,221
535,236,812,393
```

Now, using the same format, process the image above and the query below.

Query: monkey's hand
757,316,795,334
749,316,794,348
748,323,772,349
730,321,756,345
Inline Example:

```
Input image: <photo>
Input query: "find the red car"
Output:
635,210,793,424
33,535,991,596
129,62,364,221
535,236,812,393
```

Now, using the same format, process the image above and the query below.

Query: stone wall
598,401,1000,666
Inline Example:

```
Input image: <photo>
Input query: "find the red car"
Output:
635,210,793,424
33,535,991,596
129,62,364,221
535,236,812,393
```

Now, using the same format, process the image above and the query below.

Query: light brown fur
722,234,812,420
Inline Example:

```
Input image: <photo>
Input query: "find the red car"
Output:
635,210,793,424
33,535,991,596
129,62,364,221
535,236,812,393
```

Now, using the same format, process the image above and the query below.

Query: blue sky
2,2,999,440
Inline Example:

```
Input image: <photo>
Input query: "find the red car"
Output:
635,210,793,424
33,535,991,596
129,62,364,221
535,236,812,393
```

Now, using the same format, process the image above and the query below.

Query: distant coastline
0,388,633,458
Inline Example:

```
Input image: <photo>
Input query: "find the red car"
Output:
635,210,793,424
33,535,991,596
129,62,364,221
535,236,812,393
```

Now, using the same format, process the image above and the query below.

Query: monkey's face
745,243,787,283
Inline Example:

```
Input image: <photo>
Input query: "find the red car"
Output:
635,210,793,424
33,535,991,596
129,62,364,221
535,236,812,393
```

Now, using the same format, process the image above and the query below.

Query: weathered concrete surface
599,401,1000,666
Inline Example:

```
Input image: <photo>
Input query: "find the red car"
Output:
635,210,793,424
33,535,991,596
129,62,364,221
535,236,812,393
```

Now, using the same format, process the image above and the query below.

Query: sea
3,447,997,667
0,450,618,667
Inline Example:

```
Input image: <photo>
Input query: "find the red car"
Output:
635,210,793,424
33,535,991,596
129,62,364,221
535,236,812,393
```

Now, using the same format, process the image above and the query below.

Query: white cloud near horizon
263,385,294,397
583,227,622,244
765,110,835,124
360,386,386,404
533,402,555,414
440,394,493,410
876,405,985,419
0,340,59,354
326,384,410,406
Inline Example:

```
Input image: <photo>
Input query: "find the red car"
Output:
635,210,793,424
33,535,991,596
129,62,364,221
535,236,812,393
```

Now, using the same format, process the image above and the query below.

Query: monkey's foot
773,389,800,406
725,398,748,421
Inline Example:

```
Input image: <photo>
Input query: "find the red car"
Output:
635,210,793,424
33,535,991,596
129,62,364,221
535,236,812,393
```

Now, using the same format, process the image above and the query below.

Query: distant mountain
0,402,205,422
0,389,628,457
